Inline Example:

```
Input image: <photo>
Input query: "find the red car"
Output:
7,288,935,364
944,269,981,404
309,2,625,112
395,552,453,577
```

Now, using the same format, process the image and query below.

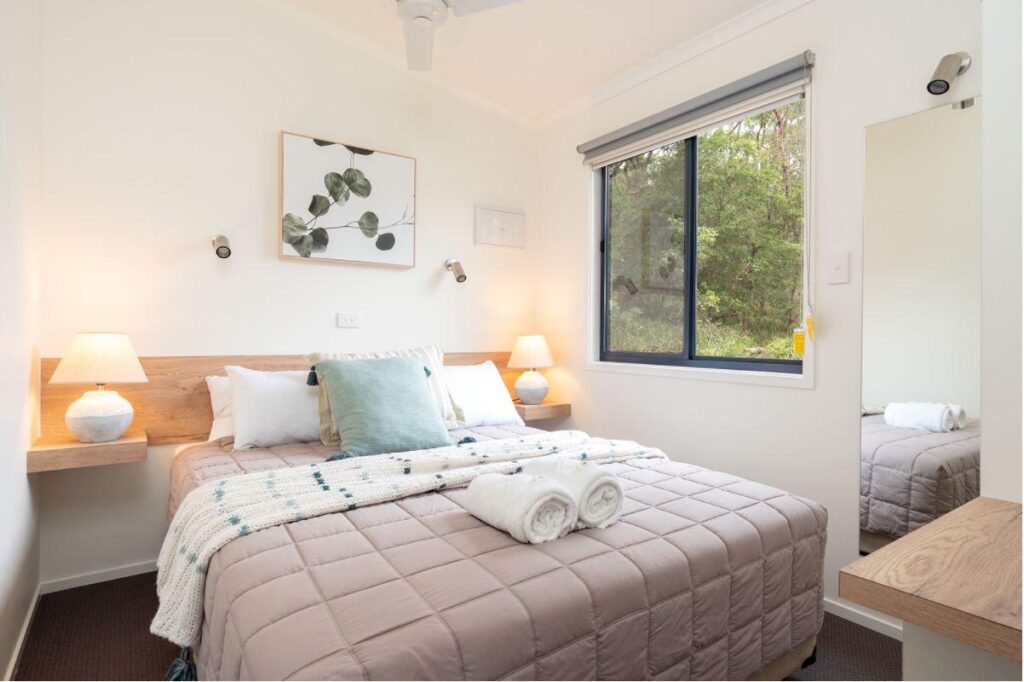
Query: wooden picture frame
278,131,417,268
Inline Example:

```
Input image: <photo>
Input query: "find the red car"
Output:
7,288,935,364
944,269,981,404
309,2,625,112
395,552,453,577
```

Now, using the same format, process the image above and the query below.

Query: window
600,97,806,373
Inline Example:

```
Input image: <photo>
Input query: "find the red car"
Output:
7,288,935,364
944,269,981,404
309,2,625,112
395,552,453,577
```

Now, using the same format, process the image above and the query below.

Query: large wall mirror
860,97,981,555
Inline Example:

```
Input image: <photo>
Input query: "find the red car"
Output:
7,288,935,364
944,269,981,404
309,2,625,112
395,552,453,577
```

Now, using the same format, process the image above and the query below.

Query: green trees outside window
602,98,805,370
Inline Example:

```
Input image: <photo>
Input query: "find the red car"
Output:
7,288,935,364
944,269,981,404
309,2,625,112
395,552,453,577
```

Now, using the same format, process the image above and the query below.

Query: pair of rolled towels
883,401,968,433
463,456,624,544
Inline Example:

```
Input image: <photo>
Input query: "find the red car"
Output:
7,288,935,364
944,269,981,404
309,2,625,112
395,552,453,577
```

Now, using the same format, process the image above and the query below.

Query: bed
167,427,827,681
860,414,981,542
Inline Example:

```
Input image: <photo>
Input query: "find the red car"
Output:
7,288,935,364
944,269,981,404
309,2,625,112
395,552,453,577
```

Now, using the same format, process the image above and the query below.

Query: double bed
168,426,827,680
860,414,981,546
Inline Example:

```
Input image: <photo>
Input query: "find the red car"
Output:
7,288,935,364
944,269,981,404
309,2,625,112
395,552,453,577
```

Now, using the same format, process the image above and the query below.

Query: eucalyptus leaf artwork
281,132,415,266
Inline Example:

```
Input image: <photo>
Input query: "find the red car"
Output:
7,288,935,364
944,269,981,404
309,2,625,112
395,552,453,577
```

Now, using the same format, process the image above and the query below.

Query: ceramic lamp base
65,389,134,443
514,369,549,405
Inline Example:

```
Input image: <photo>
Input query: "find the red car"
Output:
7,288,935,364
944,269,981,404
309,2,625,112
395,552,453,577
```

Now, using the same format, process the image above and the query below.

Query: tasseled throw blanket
151,430,666,647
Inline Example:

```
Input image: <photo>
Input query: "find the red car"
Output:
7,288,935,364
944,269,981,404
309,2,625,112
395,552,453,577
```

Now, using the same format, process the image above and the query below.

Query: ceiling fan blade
403,19,434,70
449,0,521,17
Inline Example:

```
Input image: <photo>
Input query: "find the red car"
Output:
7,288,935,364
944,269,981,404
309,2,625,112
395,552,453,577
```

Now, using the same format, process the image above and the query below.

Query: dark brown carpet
789,612,902,681
13,572,177,681
13,572,902,680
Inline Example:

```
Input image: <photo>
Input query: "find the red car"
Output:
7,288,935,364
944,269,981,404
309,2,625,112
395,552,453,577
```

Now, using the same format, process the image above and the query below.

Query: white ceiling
276,0,769,121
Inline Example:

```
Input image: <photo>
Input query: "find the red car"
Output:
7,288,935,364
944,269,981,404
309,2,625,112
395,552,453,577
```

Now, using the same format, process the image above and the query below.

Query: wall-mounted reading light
445,259,467,283
212,235,232,259
927,52,971,95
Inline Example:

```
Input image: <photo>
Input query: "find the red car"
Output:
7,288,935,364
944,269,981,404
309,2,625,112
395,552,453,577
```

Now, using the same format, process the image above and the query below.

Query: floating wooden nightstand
515,402,571,422
27,430,148,474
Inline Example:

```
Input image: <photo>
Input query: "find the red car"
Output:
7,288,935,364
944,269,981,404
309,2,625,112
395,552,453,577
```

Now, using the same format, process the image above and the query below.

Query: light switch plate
336,312,360,328
827,251,850,285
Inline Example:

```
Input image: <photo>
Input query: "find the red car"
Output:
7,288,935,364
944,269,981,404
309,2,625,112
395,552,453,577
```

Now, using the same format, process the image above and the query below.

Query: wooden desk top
840,497,1022,662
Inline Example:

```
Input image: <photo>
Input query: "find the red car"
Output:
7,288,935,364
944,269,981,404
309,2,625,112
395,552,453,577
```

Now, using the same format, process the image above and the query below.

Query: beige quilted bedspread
169,437,827,680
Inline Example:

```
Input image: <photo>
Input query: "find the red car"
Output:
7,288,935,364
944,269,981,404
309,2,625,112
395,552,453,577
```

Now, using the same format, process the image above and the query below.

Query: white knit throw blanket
151,430,666,647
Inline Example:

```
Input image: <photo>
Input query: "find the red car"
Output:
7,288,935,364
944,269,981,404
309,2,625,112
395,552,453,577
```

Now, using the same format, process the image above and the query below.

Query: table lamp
49,332,148,443
508,335,554,405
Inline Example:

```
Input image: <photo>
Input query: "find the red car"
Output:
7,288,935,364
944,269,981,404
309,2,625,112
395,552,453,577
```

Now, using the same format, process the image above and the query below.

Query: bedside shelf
515,402,571,422
27,430,148,474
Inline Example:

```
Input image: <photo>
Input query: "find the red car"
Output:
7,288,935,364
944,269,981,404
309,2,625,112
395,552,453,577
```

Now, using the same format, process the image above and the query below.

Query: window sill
584,358,814,389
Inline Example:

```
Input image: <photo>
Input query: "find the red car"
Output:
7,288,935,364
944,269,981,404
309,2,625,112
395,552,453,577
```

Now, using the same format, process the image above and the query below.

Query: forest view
605,99,805,360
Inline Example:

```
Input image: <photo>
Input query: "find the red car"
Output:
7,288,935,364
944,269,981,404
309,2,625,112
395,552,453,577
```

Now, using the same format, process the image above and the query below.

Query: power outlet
336,312,360,329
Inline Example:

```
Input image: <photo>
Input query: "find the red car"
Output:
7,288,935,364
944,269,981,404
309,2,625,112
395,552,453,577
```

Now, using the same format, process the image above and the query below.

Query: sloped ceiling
275,0,769,121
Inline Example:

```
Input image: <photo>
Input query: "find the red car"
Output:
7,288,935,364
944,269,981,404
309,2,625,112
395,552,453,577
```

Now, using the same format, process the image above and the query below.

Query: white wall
980,0,1022,502
863,103,981,415
0,0,41,675
35,0,539,584
533,0,982,621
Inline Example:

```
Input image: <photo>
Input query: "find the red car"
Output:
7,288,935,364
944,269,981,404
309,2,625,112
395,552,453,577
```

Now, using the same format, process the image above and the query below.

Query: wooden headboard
40,352,513,445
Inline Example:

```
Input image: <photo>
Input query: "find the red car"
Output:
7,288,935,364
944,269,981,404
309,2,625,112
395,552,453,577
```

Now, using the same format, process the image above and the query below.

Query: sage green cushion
316,357,451,459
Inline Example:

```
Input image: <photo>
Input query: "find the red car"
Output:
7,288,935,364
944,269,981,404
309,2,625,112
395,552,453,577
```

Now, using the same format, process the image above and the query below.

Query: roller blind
578,50,815,167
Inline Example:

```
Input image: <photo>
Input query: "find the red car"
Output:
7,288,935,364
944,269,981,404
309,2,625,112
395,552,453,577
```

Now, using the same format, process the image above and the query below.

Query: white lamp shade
49,332,148,385
508,335,555,369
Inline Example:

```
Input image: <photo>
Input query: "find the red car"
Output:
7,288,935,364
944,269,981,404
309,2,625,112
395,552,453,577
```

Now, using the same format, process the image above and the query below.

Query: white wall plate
475,206,525,248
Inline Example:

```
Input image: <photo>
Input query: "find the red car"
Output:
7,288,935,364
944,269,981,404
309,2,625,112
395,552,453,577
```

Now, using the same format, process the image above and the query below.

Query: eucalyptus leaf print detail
344,145,374,156
282,213,307,244
291,227,330,257
342,168,371,198
309,227,329,250
324,172,349,204
358,212,379,237
308,194,331,218
375,233,396,251
290,234,315,257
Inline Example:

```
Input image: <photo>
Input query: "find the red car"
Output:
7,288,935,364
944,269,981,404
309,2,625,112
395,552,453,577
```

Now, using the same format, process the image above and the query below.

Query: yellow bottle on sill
793,328,806,357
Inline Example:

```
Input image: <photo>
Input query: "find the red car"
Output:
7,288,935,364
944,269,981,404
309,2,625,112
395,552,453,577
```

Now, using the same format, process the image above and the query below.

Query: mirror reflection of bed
860,98,982,556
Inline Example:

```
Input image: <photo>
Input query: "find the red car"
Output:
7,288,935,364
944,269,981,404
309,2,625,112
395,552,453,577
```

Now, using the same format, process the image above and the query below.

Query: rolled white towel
463,473,576,544
521,455,624,529
948,404,968,430
884,402,954,433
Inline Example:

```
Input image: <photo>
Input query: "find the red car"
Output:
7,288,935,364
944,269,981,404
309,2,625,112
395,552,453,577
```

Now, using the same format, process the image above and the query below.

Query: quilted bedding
168,433,827,680
860,414,980,538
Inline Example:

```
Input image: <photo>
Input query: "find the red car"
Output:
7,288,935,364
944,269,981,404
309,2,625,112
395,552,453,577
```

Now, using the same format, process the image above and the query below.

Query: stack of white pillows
203,345,524,448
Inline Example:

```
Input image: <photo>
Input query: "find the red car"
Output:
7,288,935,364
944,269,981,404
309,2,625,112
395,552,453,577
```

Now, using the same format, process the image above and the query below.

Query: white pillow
225,366,320,449
208,416,234,442
205,375,234,440
444,361,524,428
309,345,457,428
206,375,232,419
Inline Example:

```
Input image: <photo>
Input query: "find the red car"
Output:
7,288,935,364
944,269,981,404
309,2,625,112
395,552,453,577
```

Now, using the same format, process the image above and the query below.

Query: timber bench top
840,497,1022,662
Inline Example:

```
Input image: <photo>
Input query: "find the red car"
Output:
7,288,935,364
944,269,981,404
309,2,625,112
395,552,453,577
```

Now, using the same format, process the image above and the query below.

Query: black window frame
599,135,804,375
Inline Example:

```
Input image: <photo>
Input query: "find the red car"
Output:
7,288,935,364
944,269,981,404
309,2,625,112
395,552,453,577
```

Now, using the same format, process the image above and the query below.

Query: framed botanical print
279,131,416,267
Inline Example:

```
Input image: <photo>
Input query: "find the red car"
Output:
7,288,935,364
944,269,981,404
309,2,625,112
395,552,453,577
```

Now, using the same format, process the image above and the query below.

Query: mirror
860,98,982,555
